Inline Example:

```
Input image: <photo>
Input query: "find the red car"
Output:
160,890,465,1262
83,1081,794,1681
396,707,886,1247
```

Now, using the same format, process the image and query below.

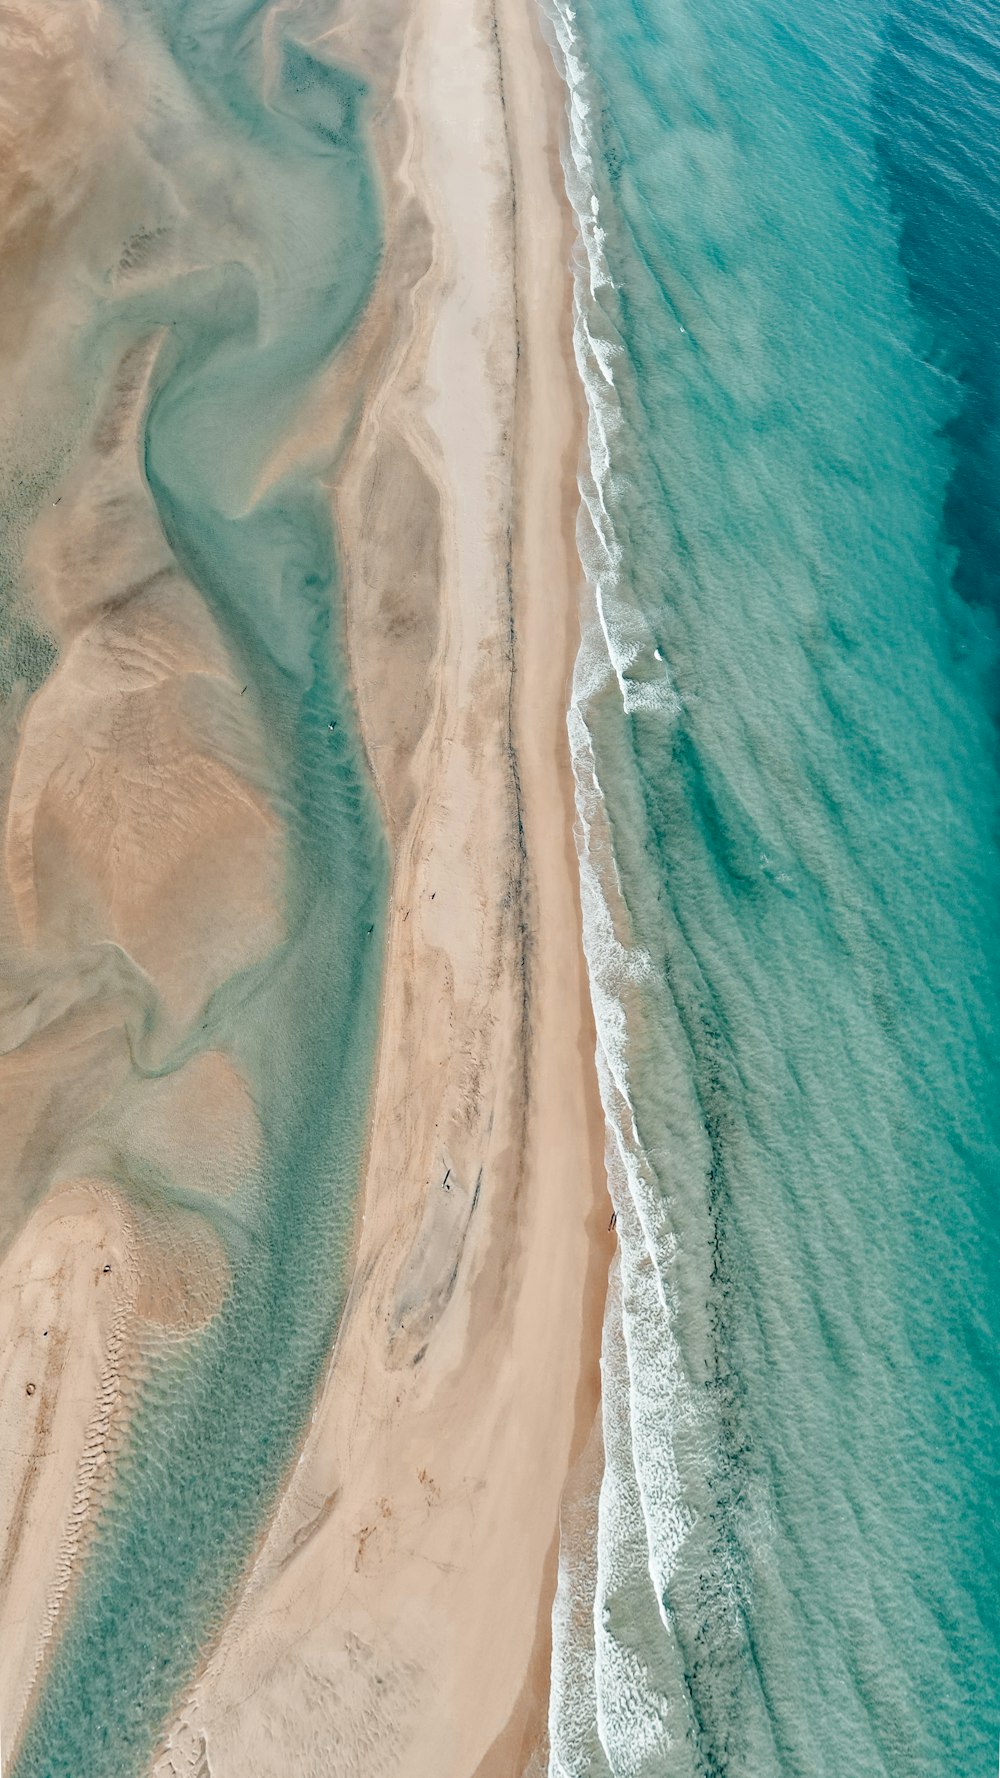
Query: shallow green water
11,4,387,1774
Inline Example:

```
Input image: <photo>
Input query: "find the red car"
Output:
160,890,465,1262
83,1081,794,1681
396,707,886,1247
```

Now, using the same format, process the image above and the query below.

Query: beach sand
0,0,608,1769
152,0,608,1770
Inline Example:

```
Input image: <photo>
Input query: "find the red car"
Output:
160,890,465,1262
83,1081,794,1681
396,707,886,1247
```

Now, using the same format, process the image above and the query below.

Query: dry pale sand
152,0,608,1770
0,0,609,1769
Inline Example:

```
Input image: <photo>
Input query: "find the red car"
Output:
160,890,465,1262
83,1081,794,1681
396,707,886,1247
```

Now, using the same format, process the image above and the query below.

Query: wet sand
0,5,284,1751
0,0,609,1769
152,0,608,1769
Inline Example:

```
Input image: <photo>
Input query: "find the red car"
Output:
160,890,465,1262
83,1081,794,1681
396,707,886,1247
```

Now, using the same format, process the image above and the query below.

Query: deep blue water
878,0,1000,634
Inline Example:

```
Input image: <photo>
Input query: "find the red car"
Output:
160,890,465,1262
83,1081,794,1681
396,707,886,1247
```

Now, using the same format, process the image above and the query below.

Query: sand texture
0,0,607,1770
155,0,607,1768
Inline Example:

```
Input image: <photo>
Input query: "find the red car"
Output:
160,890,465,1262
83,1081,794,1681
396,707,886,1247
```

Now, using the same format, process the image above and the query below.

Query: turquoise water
11,4,386,1775
545,0,1000,1772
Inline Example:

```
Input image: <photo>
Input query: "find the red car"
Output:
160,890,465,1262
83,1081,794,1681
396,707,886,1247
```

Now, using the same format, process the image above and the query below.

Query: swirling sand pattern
0,3,387,1774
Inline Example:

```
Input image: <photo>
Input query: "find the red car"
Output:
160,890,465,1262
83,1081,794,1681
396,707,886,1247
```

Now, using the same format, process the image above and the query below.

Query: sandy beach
152,0,609,1767
0,0,608,1768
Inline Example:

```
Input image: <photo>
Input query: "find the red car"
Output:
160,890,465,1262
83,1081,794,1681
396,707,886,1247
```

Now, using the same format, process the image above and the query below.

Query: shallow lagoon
11,5,387,1773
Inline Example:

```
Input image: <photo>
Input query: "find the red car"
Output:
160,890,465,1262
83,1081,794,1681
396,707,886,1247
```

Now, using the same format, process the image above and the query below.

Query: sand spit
0,0,607,1766
151,0,608,1770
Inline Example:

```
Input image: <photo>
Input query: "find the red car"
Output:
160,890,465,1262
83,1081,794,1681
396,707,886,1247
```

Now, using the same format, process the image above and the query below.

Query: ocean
9,3,387,1774
544,0,1000,1772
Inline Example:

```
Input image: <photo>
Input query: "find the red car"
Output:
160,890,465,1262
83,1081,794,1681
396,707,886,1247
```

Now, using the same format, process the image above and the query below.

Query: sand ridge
150,0,609,1770
0,0,608,1766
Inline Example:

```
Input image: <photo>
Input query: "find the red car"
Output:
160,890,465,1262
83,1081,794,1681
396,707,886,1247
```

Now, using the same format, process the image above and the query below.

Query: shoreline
152,0,610,1769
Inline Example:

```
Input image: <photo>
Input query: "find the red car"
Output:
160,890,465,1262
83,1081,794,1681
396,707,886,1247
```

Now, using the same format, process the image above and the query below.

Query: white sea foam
570,280,679,719
537,1,703,1763
594,1255,672,1775
547,1405,611,1778
564,589,701,1774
